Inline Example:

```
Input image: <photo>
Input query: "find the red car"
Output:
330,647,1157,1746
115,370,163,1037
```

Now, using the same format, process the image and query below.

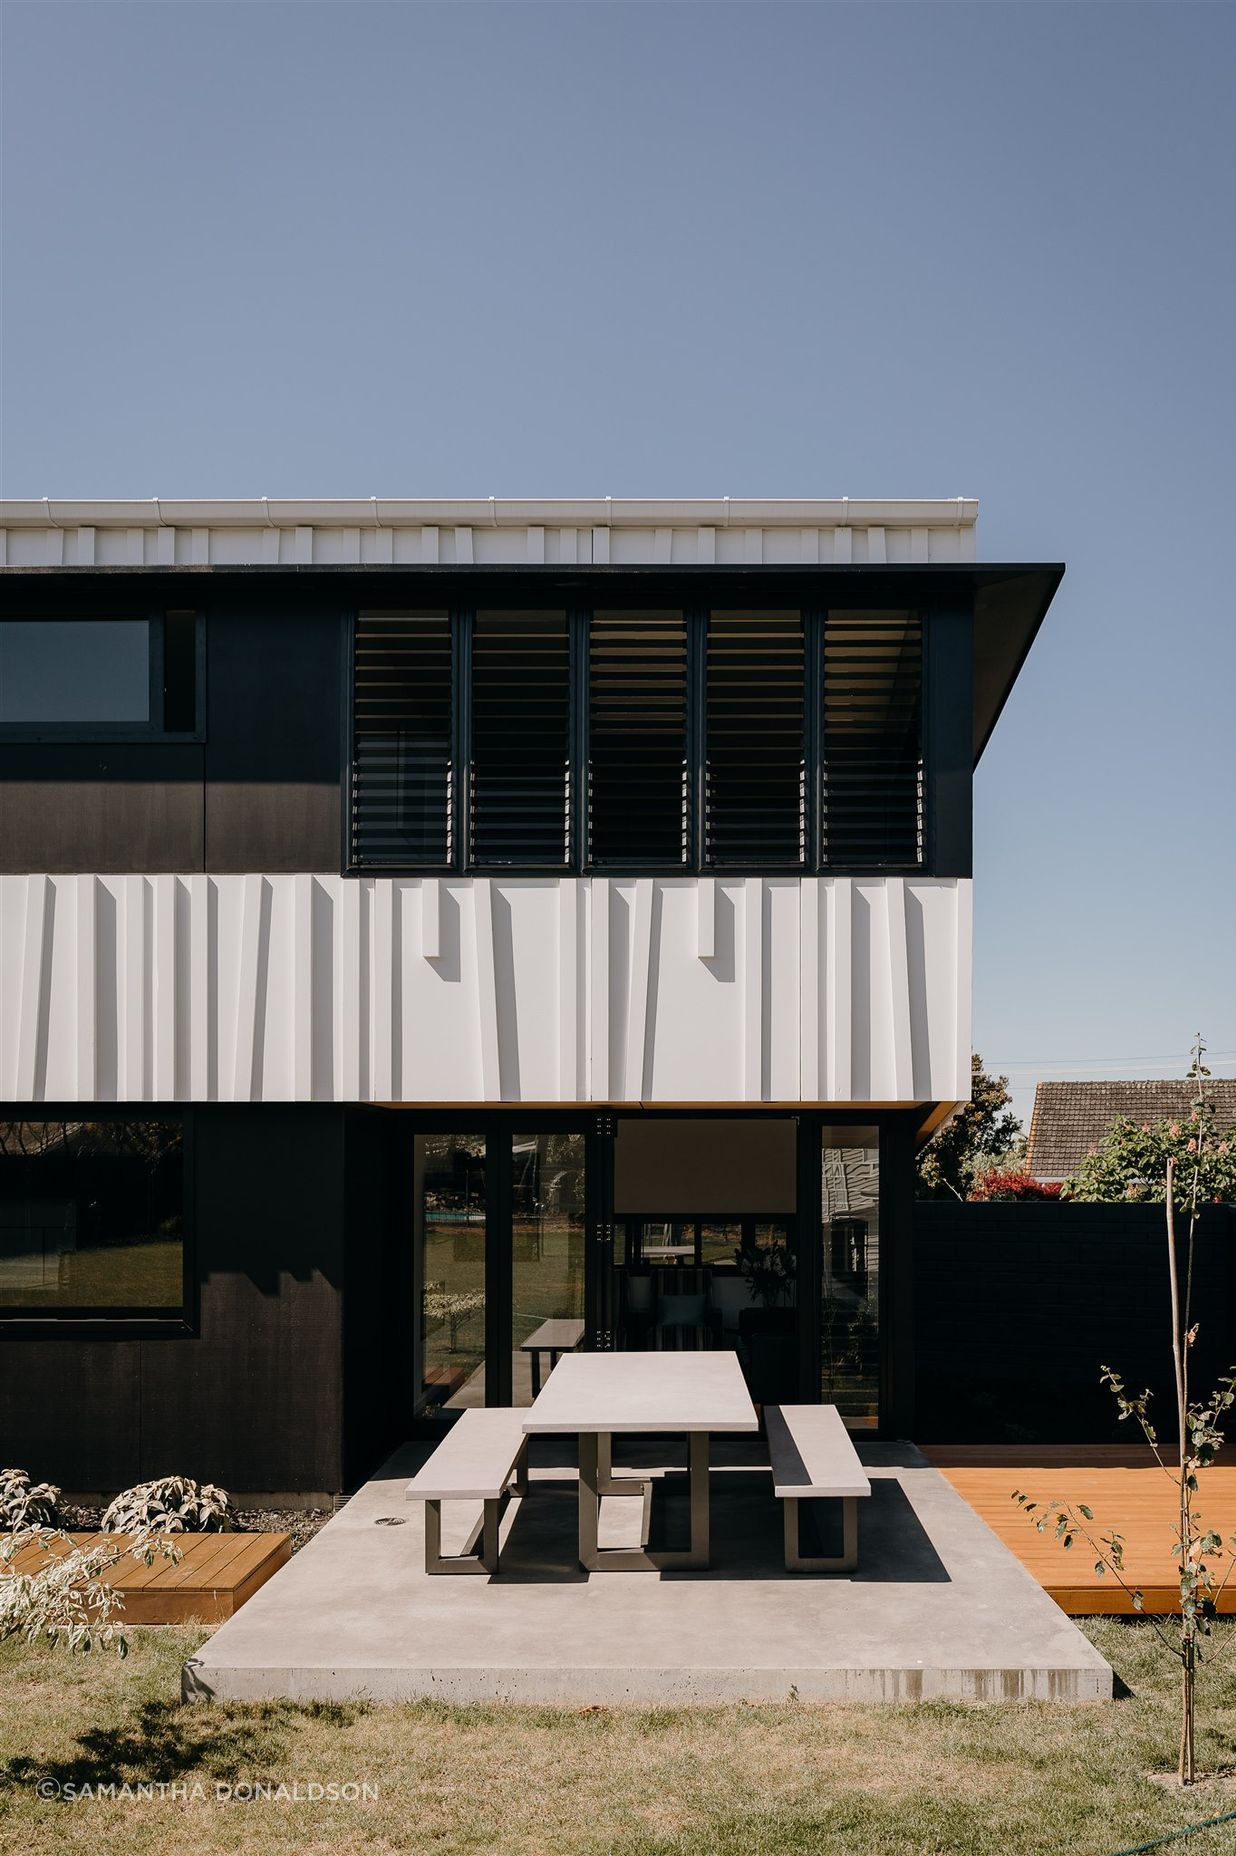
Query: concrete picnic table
522,1349,758,1572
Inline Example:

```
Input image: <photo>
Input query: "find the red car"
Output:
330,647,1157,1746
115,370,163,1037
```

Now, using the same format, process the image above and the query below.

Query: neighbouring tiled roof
1027,1080,1236,1182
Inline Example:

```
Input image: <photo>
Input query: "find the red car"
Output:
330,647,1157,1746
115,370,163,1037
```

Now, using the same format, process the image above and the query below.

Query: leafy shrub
102,1476,232,1534
1065,1108,1236,1204
968,1169,1063,1202
0,1468,60,1529
1,1525,180,1655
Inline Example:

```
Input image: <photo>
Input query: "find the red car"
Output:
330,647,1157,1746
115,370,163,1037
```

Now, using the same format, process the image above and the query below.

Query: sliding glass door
414,1120,589,1417
820,1126,880,1429
409,1112,896,1432
415,1133,488,1411
510,1132,585,1405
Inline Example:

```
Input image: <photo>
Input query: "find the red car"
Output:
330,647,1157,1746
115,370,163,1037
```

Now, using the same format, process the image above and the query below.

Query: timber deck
1,1531,291,1624
924,1446,1236,1615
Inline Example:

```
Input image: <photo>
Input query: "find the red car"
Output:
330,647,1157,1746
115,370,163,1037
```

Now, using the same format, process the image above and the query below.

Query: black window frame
346,595,945,879
0,611,206,744
0,1106,197,1336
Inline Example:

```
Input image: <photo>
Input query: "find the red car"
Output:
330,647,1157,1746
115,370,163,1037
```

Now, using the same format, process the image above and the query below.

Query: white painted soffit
0,496,978,531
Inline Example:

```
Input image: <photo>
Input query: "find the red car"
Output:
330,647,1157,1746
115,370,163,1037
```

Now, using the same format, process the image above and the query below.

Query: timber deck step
923,1447,1236,1616
1,1531,291,1624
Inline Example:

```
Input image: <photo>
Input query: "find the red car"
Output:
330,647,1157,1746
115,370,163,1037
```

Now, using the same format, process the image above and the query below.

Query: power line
989,1050,1236,1068
990,1059,1236,1076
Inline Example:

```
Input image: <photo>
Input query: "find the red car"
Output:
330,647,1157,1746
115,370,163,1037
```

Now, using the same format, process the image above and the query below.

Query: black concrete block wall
913,1201,1236,1443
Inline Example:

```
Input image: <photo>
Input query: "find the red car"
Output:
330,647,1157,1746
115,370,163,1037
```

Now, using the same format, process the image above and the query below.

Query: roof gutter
1,496,980,531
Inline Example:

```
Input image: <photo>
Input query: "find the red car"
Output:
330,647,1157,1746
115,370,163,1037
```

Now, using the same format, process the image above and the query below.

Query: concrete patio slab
183,1440,1113,1706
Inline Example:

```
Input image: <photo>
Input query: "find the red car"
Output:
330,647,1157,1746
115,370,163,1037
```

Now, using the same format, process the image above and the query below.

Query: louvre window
705,611,805,866
352,613,453,866
351,603,931,872
822,611,923,867
470,612,571,866
588,611,688,866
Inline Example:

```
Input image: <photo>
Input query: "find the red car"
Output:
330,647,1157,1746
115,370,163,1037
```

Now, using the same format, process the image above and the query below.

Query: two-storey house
0,498,1062,1499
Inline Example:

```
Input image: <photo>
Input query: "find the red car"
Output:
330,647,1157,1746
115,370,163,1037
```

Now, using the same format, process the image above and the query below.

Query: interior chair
653,1289,712,1351
621,1265,655,1348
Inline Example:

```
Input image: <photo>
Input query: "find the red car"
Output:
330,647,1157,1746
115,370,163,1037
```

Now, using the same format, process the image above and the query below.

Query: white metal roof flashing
0,497,978,568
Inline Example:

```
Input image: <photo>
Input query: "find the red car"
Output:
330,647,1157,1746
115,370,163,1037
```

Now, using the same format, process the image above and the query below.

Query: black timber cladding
913,1200,1236,1444
0,564,1065,878
0,1108,357,1495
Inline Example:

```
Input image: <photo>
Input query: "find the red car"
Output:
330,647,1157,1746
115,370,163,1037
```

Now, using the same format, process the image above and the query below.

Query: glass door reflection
416,1133,487,1413
511,1132,585,1405
820,1127,880,1429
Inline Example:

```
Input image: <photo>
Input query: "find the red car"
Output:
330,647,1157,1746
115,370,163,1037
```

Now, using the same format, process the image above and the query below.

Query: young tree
916,1053,1023,1200
1015,1037,1236,1785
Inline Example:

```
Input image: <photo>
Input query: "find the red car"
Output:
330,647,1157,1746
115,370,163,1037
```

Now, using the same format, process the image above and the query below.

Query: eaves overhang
0,556,1062,772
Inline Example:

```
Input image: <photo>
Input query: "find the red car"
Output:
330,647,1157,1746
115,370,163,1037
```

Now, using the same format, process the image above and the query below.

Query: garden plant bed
3,1620,1236,1854
59,1505,333,1555
1,1532,291,1625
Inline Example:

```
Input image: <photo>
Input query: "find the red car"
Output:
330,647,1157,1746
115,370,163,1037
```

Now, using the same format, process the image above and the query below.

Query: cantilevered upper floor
0,497,1061,882
0,498,1061,1109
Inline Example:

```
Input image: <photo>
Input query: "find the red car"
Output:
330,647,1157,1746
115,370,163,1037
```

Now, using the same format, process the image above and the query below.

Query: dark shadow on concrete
491,1466,951,1588
845,1479,950,1585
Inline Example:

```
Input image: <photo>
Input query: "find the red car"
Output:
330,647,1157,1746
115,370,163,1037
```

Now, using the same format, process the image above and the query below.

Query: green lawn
0,1237,183,1310
2,1620,1236,1854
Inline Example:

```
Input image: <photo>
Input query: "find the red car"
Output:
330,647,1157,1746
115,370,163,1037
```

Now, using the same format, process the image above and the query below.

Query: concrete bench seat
405,1408,530,1575
520,1317,585,1397
765,1403,871,1572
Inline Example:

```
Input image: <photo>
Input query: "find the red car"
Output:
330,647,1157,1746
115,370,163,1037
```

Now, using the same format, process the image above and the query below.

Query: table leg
530,1350,542,1399
596,1430,620,1494
686,1429,710,1568
577,1431,705,1573
578,1431,601,1570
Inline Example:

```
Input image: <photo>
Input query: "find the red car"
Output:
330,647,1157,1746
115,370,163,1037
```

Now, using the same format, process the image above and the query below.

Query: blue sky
2,1,1232,1125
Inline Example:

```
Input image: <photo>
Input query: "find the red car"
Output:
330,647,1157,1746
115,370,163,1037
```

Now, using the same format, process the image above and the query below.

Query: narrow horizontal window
470,611,570,866
588,611,688,866
705,611,805,866
0,619,150,724
822,611,923,867
0,1118,186,1322
352,613,453,866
